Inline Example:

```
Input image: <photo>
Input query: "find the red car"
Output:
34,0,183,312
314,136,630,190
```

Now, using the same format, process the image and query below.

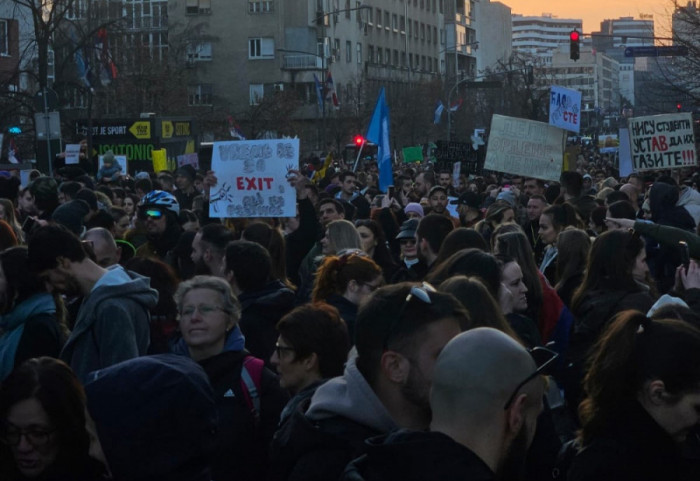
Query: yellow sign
129,121,151,140
162,121,174,139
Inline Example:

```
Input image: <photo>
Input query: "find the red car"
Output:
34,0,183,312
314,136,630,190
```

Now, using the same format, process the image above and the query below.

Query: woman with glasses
0,247,66,381
172,275,287,481
0,357,106,480
311,253,383,342
270,303,350,424
568,311,700,480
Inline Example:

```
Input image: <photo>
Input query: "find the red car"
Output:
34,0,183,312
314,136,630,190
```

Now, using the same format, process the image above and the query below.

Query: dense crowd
1,144,700,481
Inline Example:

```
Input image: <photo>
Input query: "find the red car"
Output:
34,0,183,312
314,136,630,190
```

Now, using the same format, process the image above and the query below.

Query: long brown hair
555,228,591,291
312,253,382,302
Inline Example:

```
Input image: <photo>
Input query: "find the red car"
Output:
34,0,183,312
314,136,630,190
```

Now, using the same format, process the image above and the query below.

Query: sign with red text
549,86,582,133
209,139,299,218
628,113,696,171
484,115,565,182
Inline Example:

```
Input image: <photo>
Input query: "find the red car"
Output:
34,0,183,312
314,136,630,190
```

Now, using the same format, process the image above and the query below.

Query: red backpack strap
240,355,264,422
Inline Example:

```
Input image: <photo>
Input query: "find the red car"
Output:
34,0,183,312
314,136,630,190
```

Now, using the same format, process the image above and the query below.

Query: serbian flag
325,71,340,109
227,116,246,140
95,28,118,86
434,101,444,124
366,87,393,192
449,98,463,112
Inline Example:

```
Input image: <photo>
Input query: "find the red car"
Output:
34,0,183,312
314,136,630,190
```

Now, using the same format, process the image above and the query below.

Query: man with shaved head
83,227,121,268
343,328,549,480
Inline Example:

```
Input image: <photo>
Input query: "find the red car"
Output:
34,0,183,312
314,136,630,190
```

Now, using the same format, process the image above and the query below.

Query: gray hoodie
61,265,158,383
677,186,700,227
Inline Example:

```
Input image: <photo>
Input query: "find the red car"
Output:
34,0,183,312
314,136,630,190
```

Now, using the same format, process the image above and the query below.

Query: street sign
624,46,688,58
129,121,151,139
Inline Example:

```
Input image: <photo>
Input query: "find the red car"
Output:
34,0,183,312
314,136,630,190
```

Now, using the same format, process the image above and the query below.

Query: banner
484,115,565,182
65,144,82,164
209,139,298,218
598,134,619,154
628,113,696,171
402,146,423,163
549,86,581,133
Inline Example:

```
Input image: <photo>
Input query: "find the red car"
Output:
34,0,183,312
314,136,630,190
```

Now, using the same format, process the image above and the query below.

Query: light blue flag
366,87,394,193
434,100,444,124
313,73,324,112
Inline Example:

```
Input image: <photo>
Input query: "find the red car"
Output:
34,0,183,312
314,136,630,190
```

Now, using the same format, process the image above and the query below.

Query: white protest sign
452,161,461,188
177,153,199,169
618,129,633,177
484,115,565,182
65,144,81,164
628,113,696,171
209,139,298,218
549,86,582,133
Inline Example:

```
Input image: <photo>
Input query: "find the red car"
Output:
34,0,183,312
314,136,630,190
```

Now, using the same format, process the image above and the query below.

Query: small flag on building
449,98,463,112
326,71,340,109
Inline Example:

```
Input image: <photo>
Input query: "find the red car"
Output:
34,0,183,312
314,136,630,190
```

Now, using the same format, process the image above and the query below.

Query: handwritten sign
65,144,81,164
484,115,565,182
209,139,298,218
628,113,696,171
549,86,581,133
177,153,199,169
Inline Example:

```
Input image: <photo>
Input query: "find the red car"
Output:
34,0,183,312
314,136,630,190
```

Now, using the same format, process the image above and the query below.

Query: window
346,40,352,62
385,48,391,65
186,42,212,61
186,0,211,15
248,37,274,59
249,84,264,105
376,8,381,27
426,25,431,43
393,49,398,66
0,20,7,56
433,27,437,44
248,1,273,13
414,20,418,38
420,23,425,41
392,14,398,31
384,11,390,30
376,48,382,64
334,38,340,61
368,45,374,63
356,42,362,63
400,15,405,33
345,0,350,18
188,84,213,105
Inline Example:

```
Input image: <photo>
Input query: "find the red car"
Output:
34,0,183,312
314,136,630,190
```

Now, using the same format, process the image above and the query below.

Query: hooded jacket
342,430,495,481
0,293,61,380
677,186,700,226
61,266,158,383
268,356,397,481
238,279,295,364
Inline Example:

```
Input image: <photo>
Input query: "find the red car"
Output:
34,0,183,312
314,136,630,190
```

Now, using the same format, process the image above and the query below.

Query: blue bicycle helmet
140,190,180,215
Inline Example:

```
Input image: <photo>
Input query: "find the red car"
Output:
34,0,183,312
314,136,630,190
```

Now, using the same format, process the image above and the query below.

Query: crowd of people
1,147,700,480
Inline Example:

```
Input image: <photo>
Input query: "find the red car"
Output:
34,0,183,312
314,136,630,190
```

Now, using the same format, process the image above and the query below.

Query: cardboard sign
65,144,81,164
549,86,582,133
209,139,299,218
484,115,565,182
628,113,696,171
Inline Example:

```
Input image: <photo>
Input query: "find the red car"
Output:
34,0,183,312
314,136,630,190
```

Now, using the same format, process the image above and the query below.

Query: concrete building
475,0,512,73
597,15,654,48
511,13,582,65
443,0,477,82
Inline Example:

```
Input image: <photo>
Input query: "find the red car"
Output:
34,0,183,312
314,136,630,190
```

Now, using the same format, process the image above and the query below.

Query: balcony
282,54,323,70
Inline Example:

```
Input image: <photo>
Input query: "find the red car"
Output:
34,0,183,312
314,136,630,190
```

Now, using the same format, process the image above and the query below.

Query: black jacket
325,293,359,341
342,430,495,481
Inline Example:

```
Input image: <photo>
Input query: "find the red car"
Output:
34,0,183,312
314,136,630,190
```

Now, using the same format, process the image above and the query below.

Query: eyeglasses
383,282,436,350
180,304,227,319
360,281,383,292
503,346,559,410
274,343,296,357
1,425,56,447
138,208,164,220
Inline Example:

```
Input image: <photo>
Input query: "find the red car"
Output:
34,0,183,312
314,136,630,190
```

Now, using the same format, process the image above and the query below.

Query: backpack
240,355,264,424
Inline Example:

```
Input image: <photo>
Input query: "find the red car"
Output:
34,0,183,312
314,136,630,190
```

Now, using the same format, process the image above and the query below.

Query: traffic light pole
352,138,365,172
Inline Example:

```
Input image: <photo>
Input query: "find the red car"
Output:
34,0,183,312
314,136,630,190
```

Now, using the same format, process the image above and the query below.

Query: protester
353,219,397,281
555,228,591,309
242,221,296,290
191,223,235,276
134,190,183,271
391,219,427,283
474,200,515,247
538,203,580,285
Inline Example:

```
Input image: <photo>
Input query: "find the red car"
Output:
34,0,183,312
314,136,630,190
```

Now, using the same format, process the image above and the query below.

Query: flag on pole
366,87,393,193
95,28,117,87
325,71,340,109
71,29,93,92
227,116,246,140
8,138,19,164
449,98,463,112
313,73,324,112
434,100,445,124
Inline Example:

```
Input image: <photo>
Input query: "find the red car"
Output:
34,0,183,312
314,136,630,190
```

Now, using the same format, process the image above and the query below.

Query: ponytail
312,255,344,303
311,253,383,303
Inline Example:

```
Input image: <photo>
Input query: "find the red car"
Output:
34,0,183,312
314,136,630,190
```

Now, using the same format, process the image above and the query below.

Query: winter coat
677,186,700,227
61,266,158,383
325,293,359,342
342,430,495,481
0,293,62,380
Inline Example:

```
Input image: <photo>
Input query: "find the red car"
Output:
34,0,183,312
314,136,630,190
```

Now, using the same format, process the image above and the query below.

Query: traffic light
353,135,364,147
570,30,580,61
677,103,682,112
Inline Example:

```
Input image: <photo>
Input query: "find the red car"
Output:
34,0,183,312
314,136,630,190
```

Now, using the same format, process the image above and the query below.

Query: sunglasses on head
503,346,559,410
383,282,436,350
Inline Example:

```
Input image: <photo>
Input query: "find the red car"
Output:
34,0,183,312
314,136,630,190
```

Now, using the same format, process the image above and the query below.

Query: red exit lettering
236,177,274,190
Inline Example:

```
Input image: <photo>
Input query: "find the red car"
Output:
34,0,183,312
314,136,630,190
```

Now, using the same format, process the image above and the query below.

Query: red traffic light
570,30,580,42
677,103,682,111
353,135,364,146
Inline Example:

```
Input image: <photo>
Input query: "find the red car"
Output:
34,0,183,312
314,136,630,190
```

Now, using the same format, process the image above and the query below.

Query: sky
505,0,674,37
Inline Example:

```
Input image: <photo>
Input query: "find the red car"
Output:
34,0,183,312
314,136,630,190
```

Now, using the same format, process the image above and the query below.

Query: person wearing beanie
404,202,424,220
174,165,200,210
51,199,91,237
96,150,122,184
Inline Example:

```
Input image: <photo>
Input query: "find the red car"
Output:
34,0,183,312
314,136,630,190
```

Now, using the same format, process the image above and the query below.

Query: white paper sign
549,86,582,133
484,115,565,182
65,144,81,164
452,161,461,188
628,113,696,171
177,153,199,169
209,139,299,218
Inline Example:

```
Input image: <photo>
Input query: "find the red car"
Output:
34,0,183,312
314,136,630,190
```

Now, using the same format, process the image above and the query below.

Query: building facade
511,14,582,65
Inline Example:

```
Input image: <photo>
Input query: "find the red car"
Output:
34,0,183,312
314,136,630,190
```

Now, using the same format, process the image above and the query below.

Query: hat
135,171,151,180
396,218,419,240
450,192,480,209
496,190,516,207
428,185,448,197
583,173,592,180
404,203,424,218
102,150,116,165
51,199,90,236
175,164,196,182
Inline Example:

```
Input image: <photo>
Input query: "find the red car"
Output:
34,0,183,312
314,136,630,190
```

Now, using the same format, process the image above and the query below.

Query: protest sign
598,134,619,154
484,115,565,182
177,153,199,169
549,86,582,133
402,146,423,163
209,139,298,218
434,140,482,174
628,113,696,171
618,129,633,177
65,144,81,164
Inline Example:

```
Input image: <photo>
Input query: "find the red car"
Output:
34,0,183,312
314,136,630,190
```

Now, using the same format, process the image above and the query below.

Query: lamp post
446,40,478,141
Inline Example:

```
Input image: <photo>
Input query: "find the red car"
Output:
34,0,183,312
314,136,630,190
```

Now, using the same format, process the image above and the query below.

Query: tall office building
511,14,582,64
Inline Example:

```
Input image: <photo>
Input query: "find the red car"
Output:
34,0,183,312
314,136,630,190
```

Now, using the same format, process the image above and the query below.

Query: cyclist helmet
140,190,180,215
